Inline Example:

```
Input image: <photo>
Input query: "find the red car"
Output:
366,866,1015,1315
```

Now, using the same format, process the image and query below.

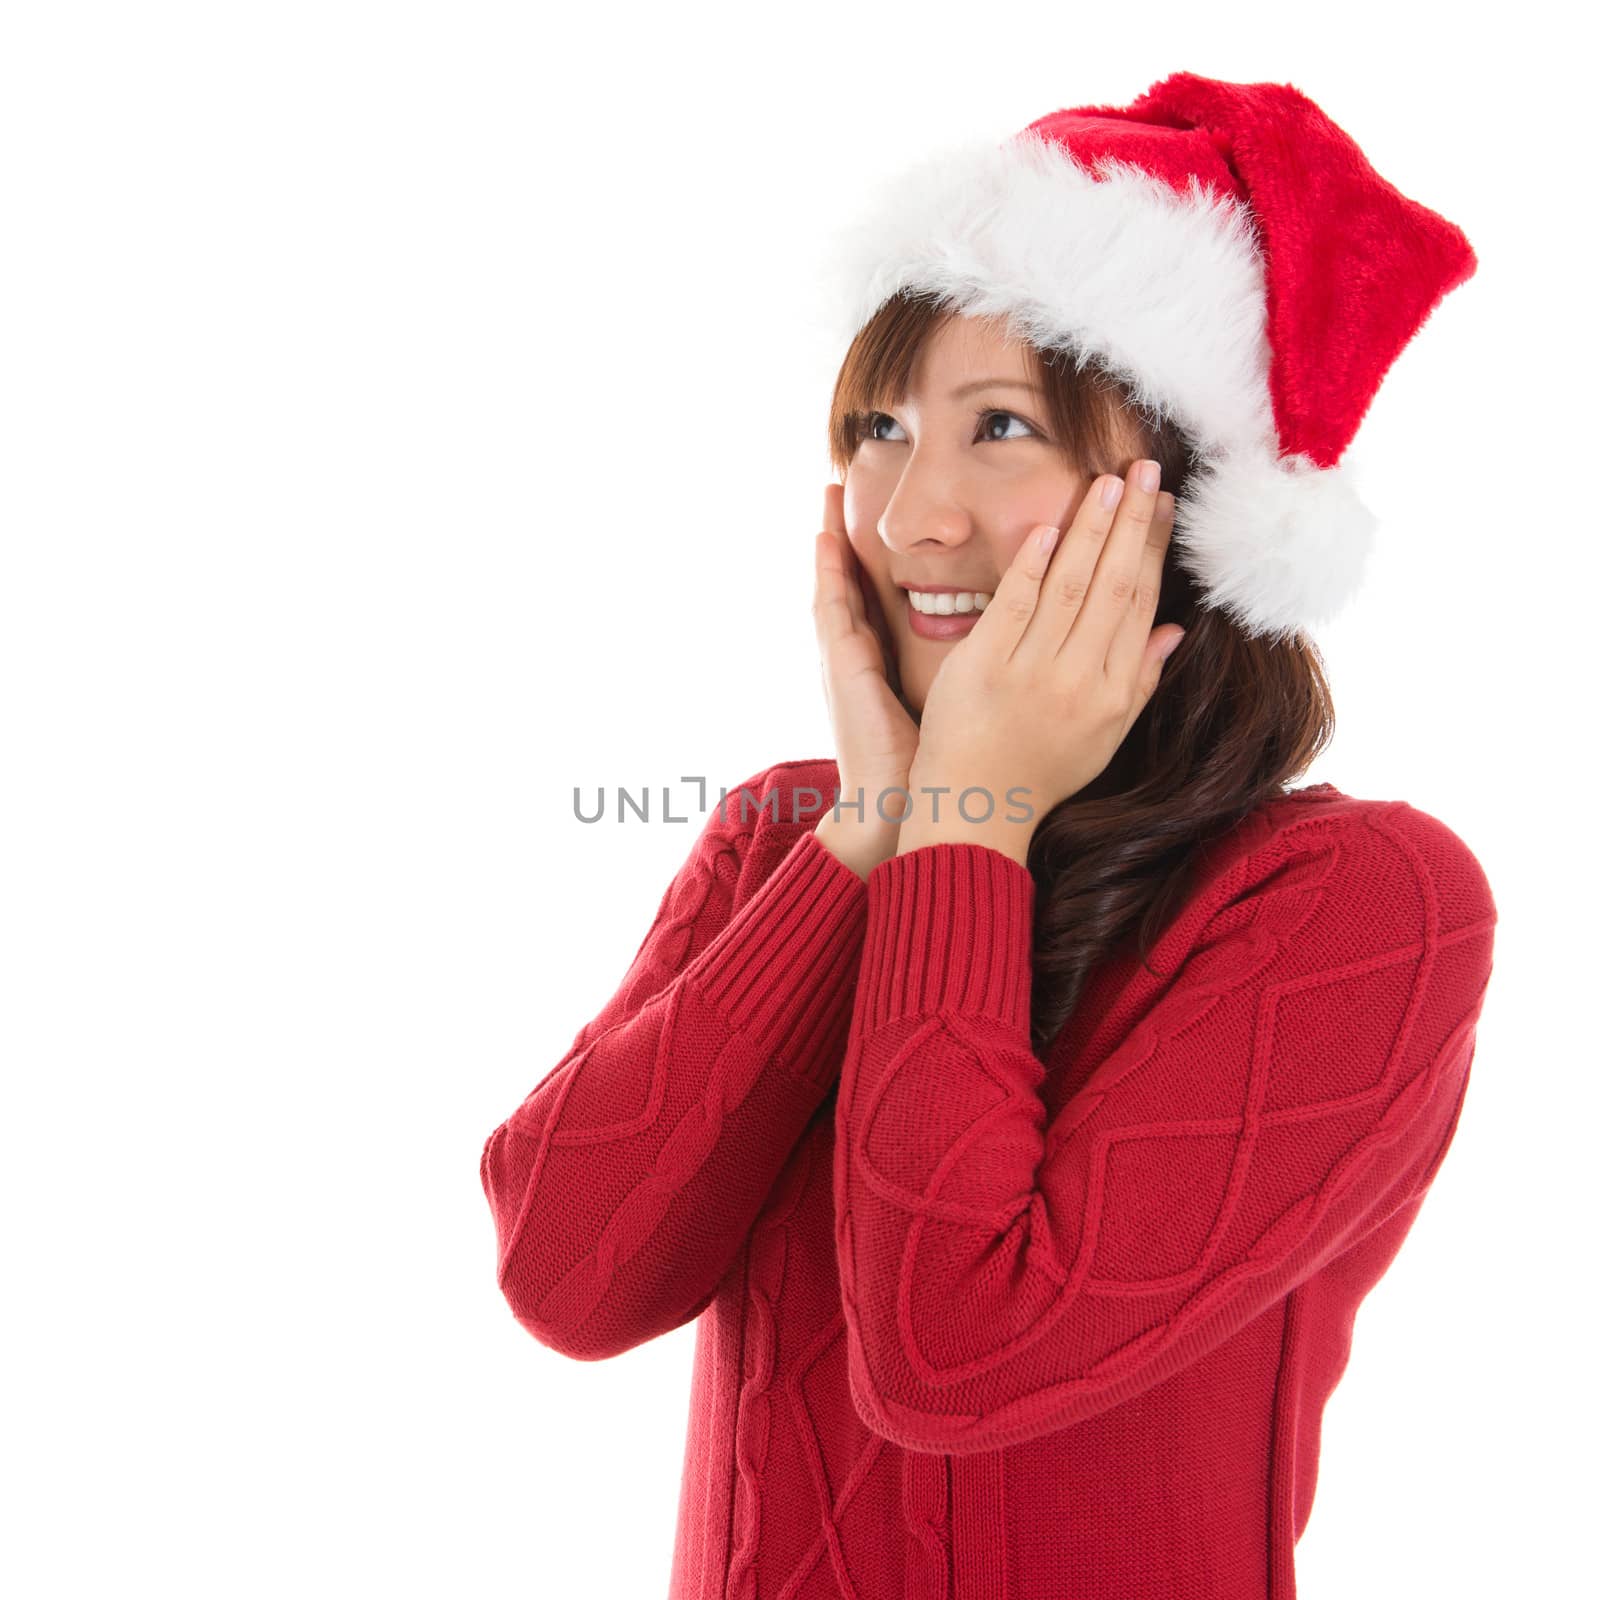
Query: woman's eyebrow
947,378,1044,399
875,378,1044,409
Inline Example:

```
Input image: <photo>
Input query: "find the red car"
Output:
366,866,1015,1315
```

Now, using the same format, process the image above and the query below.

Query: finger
813,527,858,654
814,513,884,691
1105,489,1176,688
819,482,904,691
972,519,1063,662
1127,620,1185,734
823,482,867,629
1041,461,1164,669
1010,472,1122,669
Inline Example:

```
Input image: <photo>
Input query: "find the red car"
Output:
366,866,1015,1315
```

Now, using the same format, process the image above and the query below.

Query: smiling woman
840,349,1158,648
481,70,1497,1600
823,292,1294,1058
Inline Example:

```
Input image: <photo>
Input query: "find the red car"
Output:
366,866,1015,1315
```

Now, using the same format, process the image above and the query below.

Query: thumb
1141,627,1186,697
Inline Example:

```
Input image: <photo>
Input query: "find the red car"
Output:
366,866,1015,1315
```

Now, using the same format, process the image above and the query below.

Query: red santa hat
816,72,1477,642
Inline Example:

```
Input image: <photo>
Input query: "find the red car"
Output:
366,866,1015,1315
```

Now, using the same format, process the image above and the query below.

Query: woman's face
843,313,1139,718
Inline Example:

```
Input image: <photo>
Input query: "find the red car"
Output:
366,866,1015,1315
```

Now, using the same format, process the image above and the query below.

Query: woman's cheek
996,534,1032,571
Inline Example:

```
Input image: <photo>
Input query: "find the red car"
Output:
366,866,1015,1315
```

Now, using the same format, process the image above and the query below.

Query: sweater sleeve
482,766,868,1361
832,804,1498,1453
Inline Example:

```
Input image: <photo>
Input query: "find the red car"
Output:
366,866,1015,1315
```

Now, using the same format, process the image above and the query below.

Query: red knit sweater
480,757,1498,1599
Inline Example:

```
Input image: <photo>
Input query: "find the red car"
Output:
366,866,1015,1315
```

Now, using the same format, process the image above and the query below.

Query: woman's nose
876,508,976,554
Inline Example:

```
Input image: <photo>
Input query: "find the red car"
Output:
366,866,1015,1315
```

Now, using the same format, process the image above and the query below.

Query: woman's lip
901,588,984,640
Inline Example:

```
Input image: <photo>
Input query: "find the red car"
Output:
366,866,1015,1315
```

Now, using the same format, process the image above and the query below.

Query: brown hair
826,290,1335,1059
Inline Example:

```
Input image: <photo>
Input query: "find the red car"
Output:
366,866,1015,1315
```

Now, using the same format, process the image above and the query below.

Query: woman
481,72,1498,1598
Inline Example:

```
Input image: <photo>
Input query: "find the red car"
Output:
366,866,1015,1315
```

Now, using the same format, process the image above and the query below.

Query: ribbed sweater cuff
859,842,1036,1036
684,827,869,1087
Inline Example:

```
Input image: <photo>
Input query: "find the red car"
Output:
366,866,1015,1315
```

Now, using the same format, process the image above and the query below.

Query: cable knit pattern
725,1131,807,1600
836,802,1497,1461
482,759,1499,1599
480,764,867,1360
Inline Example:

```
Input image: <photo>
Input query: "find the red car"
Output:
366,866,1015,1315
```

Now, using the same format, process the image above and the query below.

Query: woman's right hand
812,482,920,877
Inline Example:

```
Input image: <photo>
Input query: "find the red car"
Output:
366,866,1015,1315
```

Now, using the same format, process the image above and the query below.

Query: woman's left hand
900,460,1185,862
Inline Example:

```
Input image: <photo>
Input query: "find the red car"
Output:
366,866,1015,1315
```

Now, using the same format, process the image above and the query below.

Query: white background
4,3,1593,1595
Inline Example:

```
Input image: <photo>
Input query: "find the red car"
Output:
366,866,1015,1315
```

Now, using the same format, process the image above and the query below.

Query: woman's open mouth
901,585,993,641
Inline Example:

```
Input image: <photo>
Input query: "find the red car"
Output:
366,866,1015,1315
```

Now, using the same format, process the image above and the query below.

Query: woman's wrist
813,811,900,882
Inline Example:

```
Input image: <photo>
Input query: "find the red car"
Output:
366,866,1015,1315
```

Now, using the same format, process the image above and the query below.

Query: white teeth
908,589,992,615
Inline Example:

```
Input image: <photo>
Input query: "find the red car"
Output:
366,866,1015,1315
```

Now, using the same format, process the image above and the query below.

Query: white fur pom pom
1171,446,1378,643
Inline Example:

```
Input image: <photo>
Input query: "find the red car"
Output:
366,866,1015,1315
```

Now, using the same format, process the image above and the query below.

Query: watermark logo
572,779,1038,826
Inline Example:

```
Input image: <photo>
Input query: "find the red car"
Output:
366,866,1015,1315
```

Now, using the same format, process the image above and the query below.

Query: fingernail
1138,461,1161,493
1100,475,1124,510
1159,630,1185,662
1036,524,1060,557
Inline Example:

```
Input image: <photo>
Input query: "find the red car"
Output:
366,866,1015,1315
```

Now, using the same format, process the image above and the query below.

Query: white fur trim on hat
814,130,1376,640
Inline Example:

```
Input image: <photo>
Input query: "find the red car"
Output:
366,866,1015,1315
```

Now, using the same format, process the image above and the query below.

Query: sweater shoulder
1208,788,1498,943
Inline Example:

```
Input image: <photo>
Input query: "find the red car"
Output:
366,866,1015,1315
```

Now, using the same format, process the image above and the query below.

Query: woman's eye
859,408,1038,443
976,408,1037,442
